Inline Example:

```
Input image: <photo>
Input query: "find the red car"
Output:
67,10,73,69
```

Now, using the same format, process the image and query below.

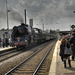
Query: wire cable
3,0,24,15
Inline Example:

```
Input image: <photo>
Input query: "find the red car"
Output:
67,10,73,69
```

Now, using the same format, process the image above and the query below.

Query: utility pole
43,23,44,31
24,9,26,24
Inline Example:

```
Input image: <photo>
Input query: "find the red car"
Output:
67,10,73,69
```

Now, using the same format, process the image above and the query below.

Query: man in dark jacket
5,37,9,47
0,38,1,47
70,32,75,60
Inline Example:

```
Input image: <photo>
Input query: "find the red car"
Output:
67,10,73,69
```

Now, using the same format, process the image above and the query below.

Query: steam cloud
0,9,24,29
0,9,24,23
9,10,24,23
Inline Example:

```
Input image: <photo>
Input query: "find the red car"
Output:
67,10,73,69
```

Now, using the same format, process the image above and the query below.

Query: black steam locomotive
10,23,56,49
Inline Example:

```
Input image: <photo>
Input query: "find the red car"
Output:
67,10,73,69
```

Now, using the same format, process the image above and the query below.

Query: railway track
0,40,55,75
0,41,48,62
33,42,55,75
0,50,23,62
0,46,27,62
5,41,56,75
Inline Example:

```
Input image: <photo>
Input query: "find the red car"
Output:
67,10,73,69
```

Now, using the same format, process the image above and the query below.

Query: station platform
0,46,15,52
49,40,75,75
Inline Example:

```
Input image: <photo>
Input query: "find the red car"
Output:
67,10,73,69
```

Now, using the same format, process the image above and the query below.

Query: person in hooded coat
60,36,71,68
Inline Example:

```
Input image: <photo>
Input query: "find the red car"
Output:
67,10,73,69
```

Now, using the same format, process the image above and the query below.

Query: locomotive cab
33,28,46,43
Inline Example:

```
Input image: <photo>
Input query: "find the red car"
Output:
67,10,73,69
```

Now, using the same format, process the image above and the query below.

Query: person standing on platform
5,37,9,47
60,36,71,68
69,31,75,60
2,34,6,48
0,38,1,47
3,38,5,47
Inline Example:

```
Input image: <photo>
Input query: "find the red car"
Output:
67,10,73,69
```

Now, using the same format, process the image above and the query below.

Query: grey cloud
0,0,75,31
65,2,75,11
0,10,6,19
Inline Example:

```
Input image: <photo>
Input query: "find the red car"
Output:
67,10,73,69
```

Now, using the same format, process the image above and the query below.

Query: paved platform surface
49,40,75,75
0,46,14,51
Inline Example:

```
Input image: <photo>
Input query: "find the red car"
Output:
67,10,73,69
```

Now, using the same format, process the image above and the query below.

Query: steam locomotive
10,23,56,49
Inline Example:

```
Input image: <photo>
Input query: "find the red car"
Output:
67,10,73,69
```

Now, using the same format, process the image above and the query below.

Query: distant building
0,29,12,39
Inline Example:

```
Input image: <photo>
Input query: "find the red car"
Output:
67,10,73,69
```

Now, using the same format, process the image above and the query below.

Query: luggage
64,47,72,55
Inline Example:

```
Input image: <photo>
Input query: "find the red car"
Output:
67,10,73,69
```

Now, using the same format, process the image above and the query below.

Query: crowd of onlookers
0,37,9,48
60,30,75,68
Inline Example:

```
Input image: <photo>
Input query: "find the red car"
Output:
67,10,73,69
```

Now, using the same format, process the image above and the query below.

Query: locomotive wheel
16,45,19,50
25,43,29,49
38,40,41,44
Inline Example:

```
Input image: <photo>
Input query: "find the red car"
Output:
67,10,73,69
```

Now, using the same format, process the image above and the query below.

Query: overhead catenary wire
3,0,24,15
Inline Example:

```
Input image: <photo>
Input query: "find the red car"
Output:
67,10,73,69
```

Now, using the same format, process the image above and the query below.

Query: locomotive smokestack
21,23,25,25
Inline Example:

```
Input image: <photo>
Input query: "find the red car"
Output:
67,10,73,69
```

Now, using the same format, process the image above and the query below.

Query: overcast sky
0,0,75,31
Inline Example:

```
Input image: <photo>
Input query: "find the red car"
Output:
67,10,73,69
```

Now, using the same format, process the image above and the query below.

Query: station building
0,29,12,40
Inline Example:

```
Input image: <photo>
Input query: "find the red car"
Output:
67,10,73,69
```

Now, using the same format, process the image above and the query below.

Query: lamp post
6,0,10,39
72,11,75,30
24,9,26,24
41,19,44,31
